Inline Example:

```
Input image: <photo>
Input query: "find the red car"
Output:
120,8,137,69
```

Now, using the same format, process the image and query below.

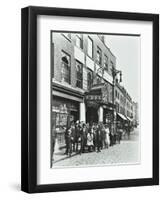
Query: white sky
105,35,140,103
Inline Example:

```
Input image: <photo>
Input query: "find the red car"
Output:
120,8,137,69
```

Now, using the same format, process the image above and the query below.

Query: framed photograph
21,6,159,193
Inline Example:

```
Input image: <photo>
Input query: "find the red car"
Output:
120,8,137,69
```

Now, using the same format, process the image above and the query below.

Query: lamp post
111,66,122,136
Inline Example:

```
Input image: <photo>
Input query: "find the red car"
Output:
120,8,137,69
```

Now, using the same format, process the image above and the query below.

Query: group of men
64,121,123,157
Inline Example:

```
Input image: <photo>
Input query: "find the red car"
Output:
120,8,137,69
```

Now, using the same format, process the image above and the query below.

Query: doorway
86,107,98,124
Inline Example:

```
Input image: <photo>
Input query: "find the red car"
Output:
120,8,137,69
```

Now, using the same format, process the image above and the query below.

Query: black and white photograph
20,6,159,193
51,32,140,168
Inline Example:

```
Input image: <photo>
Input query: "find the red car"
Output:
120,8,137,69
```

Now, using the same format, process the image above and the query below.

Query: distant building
115,81,134,126
132,102,139,127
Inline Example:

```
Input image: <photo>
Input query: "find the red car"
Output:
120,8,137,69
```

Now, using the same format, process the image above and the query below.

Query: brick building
115,82,134,126
51,32,117,146
132,102,139,127
51,32,137,148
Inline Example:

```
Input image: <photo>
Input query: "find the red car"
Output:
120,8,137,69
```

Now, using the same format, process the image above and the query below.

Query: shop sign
52,104,68,113
85,94,102,101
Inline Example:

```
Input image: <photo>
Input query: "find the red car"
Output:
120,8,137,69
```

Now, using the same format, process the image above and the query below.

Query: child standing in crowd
105,124,110,148
87,128,94,152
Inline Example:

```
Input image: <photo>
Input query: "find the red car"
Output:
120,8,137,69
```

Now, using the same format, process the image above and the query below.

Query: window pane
76,35,83,49
76,60,83,88
97,47,102,65
88,37,93,58
104,55,108,70
61,51,70,84
87,71,93,90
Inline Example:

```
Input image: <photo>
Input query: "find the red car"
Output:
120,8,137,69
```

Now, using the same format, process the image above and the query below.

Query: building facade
51,32,117,146
51,32,137,148
132,102,139,127
115,82,134,127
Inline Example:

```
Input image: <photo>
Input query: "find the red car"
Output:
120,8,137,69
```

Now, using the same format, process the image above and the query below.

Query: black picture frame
21,6,159,193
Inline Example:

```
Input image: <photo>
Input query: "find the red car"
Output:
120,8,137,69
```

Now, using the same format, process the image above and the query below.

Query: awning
117,113,127,121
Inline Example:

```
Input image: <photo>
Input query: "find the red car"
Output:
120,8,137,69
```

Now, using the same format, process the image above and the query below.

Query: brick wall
51,32,116,92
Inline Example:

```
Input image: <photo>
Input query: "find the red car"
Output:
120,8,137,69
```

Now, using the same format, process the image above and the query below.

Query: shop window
76,60,83,88
76,34,83,49
87,71,93,90
87,37,93,58
54,112,68,145
61,51,71,84
97,46,102,65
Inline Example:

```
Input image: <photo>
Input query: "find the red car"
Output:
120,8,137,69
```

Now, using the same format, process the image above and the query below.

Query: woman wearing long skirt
105,125,110,148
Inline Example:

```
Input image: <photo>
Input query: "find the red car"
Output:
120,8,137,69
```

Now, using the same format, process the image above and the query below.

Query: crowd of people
64,121,126,157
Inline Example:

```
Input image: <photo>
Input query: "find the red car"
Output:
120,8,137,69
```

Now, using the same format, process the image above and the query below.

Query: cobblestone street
52,129,140,168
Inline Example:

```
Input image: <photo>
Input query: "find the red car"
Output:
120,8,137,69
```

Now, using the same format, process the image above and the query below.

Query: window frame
96,46,102,65
62,33,71,41
87,36,93,58
87,70,93,90
104,54,108,71
75,60,83,89
61,50,71,84
76,34,83,49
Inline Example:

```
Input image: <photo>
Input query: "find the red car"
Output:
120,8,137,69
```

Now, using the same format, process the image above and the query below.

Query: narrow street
52,128,140,168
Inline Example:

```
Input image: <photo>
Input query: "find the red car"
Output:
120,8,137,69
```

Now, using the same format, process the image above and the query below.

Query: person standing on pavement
75,122,81,153
80,123,88,153
87,128,94,152
51,123,57,166
92,124,97,151
96,124,102,152
127,123,131,140
65,126,72,157
104,124,110,148
101,124,106,149
70,122,76,152
118,124,123,143
109,123,114,146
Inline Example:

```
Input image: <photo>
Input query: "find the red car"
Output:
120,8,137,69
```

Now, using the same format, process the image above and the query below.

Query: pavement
52,128,140,168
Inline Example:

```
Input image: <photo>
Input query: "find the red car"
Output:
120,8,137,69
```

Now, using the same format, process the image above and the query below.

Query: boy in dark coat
96,125,102,152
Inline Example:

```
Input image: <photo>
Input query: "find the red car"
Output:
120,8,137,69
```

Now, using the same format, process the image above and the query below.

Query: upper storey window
104,54,108,71
87,37,93,58
61,51,71,84
97,46,102,65
76,34,83,49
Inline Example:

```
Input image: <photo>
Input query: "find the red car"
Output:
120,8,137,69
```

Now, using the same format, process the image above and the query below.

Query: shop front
51,83,84,153
52,96,79,148
103,105,114,125
116,112,127,130
85,83,115,125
